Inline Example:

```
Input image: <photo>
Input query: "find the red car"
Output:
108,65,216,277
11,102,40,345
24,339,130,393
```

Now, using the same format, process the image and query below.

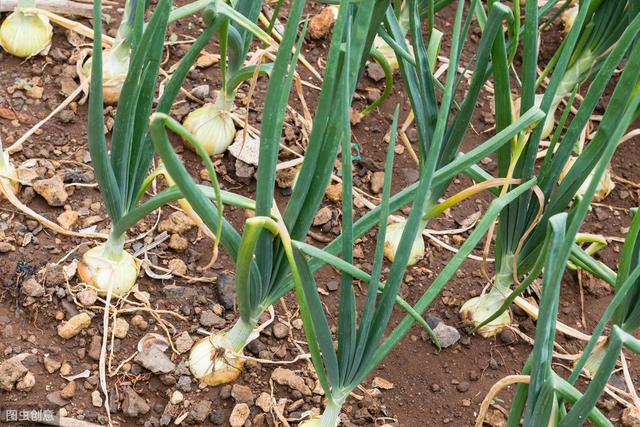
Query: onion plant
81,0,230,298
461,0,640,336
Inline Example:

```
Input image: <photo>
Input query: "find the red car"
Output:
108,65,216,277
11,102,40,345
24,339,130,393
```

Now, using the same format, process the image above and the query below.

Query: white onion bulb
189,333,244,386
459,291,511,337
0,151,19,196
383,222,425,266
82,46,131,105
0,9,52,58
559,156,615,202
182,103,236,156
77,245,139,297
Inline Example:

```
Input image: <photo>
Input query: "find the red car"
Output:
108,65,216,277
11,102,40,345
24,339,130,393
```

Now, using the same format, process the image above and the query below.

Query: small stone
255,392,272,413
229,403,250,427
88,335,102,361
366,62,386,82
77,289,98,306
168,259,187,276
47,391,69,407
33,175,68,207
0,242,15,253
292,319,303,330
58,312,91,339
456,381,470,393
60,381,76,399
43,357,62,373
622,407,640,427
498,329,516,345
235,159,255,179
370,171,385,194
175,332,194,354
170,390,184,405
158,211,196,235
135,347,175,374
190,400,212,423
168,234,188,252
210,410,226,425
216,272,236,310
231,384,254,404
21,278,45,298
58,110,75,123
15,370,35,391
272,322,289,339
91,390,103,407
192,85,210,99
372,377,394,390
326,280,339,292
57,210,79,230
325,184,342,203
113,318,129,339
271,368,311,396
313,207,333,226
431,383,440,392
45,264,66,286
131,315,148,330
196,51,218,68
26,85,43,99
433,323,460,348
122,386,150,417
308,6,336,39
199,310,226,328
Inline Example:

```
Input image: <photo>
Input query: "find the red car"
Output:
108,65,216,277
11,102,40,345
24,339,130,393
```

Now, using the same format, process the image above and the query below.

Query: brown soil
0,2,639,427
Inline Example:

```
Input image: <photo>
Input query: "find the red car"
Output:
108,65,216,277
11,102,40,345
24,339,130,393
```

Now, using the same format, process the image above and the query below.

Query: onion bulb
0,150,19,196
459,289,511,337
82,45,131,105
579,341,607,377
561,4,578,33
0,9,52,58
298,418,322,427
182,102,236,156
559,156,615,202
77,244,139,297
371,34,412,70
188,333,244,386
383,222,425,266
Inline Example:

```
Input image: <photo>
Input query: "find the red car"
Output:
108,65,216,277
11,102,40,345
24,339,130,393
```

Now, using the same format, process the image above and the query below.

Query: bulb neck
318,400,342,427
225,318,255,353
103,232,126,261
495,253,515,293
214,90,235,112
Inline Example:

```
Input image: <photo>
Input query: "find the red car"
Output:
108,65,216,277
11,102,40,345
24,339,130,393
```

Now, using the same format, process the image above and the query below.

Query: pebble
190,400,212,423
47,391,69,407
91,390,103,407
216,272,236,310
57,210,79,230
210,410,226,425
430,384,440,392
192,85,210,99
32,175,68,206
16,372,35,391
45,264,66,286
60,381,76,399
131,314,148,330
21,278,45,298
57,312,92,339
326,280,339,292
229,403,250,427
366,62,386,82
77,289,98,306
43,357,62,373
313,207,333,226
255,392,272,413
0,242,15,253
325,184,342,202
135,346,176,374
199,310,226,328
308,6,336,39
433,323,460,348
272,322,289,339
370,171,385,194
168,234,188,252
122,386,150,417
170,390,184,405
231,384,254,404
498,329,516,345
271,367,312,396
175,332,194,354
88,335,101,361
622,407,640,427
456,381,470,393
113,318,129,339
0,355,30,391
158,211,196,235
168,258,187,276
